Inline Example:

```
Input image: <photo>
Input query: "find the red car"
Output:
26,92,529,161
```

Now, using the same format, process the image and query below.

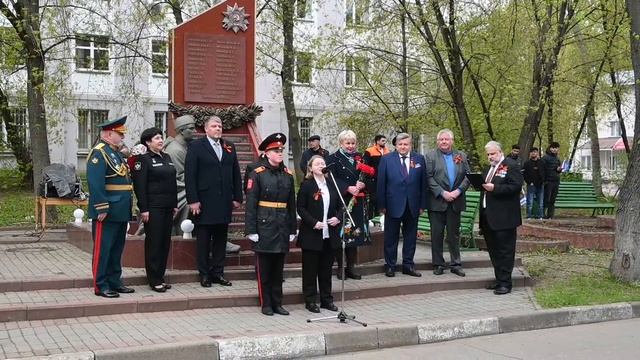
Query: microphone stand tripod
307,169,367,327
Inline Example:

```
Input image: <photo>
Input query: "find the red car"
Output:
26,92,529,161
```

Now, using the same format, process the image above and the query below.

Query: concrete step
0,267,531,322
0,257,513,292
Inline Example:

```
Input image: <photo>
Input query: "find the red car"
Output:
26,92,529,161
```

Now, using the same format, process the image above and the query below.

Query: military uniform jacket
131,151,178,213
184,137,243,224
86,141,132,222
245,163,297,253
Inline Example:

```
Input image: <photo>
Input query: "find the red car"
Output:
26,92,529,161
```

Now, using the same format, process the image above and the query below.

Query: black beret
308,135,321,142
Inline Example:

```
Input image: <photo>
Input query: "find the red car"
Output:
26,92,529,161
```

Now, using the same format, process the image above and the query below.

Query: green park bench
554,181,615,216
371,191,480,249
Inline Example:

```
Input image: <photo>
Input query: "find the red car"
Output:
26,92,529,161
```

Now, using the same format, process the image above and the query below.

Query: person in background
185,116,242,288
508,144,523,169
480,141,524,295
86,116,135,298
542,142,562,219
299,135,329,174
424,129,470,277
376,133,426,278
296,155,341,313
326,130,375,280
522,147,546,219
132,127,178,292
363,134,390,218
245,133,297,316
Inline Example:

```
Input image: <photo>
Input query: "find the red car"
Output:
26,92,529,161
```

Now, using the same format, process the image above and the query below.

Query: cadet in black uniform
245,133,297,316
132,127,178,292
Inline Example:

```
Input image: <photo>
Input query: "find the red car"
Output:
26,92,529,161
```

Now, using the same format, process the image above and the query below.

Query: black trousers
544,181,560,219
384,204,418,270
256,252,285,309
145,207,173,286
481,214,517,289
334,246,357,271
196,224,228,278
428,207,462,268
302,241,334,305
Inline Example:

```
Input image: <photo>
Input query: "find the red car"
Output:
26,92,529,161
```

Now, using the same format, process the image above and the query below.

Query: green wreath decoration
168,102,263,129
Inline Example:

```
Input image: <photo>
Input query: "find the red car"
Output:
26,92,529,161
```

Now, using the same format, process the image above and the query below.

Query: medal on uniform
134,162,141,171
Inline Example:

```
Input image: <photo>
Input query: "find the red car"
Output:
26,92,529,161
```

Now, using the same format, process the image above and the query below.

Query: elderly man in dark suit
425,129,471,277
480,141,524,295
185,115,242,288
377,133,427,278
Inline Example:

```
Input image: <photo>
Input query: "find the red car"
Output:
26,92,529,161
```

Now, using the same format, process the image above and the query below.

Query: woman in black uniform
132,127,178,292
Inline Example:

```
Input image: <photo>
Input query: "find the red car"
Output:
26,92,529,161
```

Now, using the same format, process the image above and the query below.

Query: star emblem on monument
222,3,250,33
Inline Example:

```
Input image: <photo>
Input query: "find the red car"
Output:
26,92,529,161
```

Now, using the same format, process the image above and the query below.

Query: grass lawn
0,190,77,227
521,248,640,308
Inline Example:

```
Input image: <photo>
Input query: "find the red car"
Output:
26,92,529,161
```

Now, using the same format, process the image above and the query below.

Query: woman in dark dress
132,127,178,292
297,155,341,313
326,130,374,280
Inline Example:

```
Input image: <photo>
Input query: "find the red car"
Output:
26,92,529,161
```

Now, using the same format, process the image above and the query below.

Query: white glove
247,234,259,242
289,234,296,242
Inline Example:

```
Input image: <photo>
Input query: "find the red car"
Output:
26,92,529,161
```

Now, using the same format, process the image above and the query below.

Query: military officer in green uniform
87,116,136,298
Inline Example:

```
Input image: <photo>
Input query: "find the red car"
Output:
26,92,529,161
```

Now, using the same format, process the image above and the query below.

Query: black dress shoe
320,302,338,312
433,266,444,275
162,283,171,289
115,286,135,294
200,276,212,288
95,290,119,298
211,277,232,286
493,286,511,295
273,306,289,315
305,303,320,313
385,268,395,277
485,281,499,290
402,269,422,277
346,269,362,280
337,270,345,280
261,307,274,316
451,268,466,277
151,284,166,293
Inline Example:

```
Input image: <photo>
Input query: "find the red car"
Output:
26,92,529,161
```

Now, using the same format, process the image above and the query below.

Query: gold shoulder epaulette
284,167,294,175
254,166,266,173
94,143,105,150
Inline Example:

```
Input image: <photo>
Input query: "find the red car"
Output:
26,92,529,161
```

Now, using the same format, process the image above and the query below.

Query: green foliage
0,190,78,228
560,172,584,182
0,168,28,190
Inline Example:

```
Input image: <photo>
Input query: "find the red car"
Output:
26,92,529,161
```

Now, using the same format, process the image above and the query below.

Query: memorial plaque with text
184,33,247,104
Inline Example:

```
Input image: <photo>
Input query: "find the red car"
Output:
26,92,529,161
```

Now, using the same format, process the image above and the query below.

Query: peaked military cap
259,133,287,151
97,116,128,134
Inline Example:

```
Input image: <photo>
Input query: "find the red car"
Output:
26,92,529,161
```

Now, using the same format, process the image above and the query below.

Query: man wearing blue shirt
424,129,471,276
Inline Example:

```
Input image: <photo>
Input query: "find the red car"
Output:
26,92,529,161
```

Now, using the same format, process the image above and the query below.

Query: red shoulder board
284,167,294,175
254,166,266,173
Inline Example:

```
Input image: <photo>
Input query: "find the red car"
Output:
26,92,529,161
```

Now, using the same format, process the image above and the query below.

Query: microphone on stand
321,163,336,174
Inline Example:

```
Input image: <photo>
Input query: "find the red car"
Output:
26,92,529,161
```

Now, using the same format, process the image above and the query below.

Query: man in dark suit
480,141,524,295
425,129,471,277
377,133,427,277
185,115,242,288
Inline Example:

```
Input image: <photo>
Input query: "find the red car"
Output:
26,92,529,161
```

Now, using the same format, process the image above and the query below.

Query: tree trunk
400,12,409,130
546,85,554,145
170,0,183,25
610,0,640,281
26,54,52,192
278,0,303,180
586,102,603,197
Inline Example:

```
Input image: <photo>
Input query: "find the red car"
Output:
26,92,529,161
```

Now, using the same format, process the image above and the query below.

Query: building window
0,107,29,150
154,111,167,135
78,109,109,149
294,52,313,84
75,35,110,71
298,117,313,153
609,121,621,137
345,0,368,26
580,155,591,171
151,40,168,75
345,56,369,87
295,0,313,19
610,153,618,170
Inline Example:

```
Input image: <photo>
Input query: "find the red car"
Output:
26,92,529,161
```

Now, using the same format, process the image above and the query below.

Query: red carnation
356,162,375,177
